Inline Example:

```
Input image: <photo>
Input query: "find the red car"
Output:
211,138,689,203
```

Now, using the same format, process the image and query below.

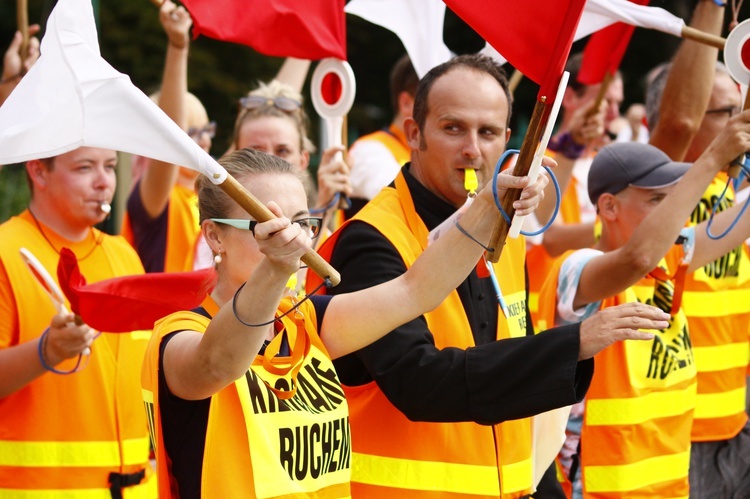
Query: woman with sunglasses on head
122,0,216,273
230,80,352,226
141,147,620,498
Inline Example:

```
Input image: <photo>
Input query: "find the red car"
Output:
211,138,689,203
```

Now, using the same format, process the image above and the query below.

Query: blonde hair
196,148,308,223
232,80,316,154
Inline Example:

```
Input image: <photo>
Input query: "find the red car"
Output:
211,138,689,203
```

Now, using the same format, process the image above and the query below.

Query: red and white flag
445,0,586,97
578,0,650,85
580,0,684,40
181,0,347,60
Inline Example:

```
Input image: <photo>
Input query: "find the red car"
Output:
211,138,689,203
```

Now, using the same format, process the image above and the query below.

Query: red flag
57,248,216,332
444,0,586,97
578,0,649,85
180,0,347,60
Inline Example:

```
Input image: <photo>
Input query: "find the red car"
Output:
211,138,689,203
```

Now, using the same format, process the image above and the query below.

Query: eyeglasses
211,217,323,239
239,95,302,112
705,105,740,119
188,121,217,141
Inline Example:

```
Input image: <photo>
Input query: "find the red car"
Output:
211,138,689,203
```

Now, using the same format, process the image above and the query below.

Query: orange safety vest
683,175,750,441
0,210,155,498
142,296,351,499
121,184,201,272
310,171,533,499
538,249,696,498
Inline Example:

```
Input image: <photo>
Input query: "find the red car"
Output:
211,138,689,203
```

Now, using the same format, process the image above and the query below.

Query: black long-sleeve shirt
327,165,593,425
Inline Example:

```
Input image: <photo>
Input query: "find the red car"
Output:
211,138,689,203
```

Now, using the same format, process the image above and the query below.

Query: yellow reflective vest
142,296,351,499
538,249,696,498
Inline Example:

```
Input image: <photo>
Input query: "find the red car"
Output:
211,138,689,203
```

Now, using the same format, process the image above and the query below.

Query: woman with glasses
122,0,215,273
141,147,588,498
230,80,352,224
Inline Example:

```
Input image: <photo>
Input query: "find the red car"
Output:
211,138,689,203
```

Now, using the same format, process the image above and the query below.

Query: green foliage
0,165,30,222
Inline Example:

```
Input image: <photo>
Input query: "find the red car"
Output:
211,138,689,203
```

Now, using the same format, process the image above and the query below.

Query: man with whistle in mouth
310,54,669,499
0,146,155,497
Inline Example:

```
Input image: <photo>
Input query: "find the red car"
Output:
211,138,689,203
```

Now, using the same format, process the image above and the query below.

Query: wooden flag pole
681,26,726,50
508,69,524,95
17,0,29,60
219,174,341,286
584,71,614,118
338,113,351,210
486,96,550,262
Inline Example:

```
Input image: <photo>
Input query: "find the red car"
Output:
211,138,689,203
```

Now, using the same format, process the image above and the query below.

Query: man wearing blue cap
538,114,750,498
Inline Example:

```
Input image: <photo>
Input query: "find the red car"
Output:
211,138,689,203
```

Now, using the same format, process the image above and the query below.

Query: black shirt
327,165,593,425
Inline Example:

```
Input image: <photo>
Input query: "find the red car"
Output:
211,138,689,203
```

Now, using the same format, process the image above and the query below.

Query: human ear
597,193,618,221
25,160,48,190
202,220,224,255
404,117,420,150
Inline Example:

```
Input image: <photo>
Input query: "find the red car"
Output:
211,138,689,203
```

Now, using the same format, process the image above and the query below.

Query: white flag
0,0,226,184
345,0,451,78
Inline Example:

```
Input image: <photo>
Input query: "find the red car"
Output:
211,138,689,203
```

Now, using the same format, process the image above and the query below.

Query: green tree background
0,0,746,227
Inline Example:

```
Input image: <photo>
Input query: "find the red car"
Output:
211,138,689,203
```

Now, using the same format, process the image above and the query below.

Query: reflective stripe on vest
585,383,696,426
0,482,154,499
693,343,749,372
0,438,150,467
583,450,690,494
351,453,501,496
694,387,747,419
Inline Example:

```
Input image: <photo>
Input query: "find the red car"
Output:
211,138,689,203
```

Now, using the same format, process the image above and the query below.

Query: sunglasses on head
211,217,323,240
239,95,302,113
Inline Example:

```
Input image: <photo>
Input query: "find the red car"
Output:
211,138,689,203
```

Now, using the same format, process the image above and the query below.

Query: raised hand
315,146,352,209
578,302,668,360
254,201,312,276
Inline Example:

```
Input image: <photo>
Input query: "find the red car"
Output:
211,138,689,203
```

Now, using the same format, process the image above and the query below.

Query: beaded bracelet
454,219,494,253
37,328,85,375
547,132,586,160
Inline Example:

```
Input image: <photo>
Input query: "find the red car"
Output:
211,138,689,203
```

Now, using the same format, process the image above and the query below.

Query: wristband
38,328,85,375
454,219,494,253
548,132,586,160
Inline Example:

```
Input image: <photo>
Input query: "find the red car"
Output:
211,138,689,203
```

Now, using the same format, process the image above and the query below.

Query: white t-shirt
348,139,402,200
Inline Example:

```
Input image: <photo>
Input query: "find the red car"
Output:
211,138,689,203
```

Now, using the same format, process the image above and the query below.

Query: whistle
464,169,478,196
